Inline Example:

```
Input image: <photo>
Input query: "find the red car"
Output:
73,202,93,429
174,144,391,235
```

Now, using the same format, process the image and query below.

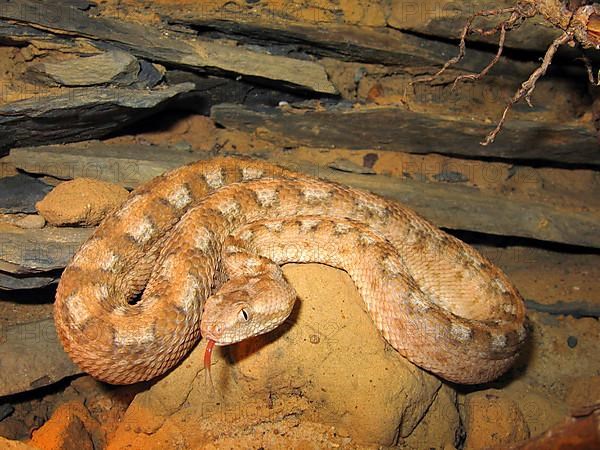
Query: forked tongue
204,339,216,392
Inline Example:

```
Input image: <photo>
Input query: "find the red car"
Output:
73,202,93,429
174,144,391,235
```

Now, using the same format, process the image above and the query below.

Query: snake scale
54,157,526,385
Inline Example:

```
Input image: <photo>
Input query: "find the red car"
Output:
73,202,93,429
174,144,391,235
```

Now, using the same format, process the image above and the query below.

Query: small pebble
567,336,578,348
15,214,46,229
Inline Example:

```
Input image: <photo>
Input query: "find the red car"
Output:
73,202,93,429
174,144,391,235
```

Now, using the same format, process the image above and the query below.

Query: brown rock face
108,264,451,448
462,391,529,449
29,401,97,450
36,178,128,226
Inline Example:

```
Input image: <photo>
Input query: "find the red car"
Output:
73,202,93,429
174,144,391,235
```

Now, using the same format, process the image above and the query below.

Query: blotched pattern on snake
54,157,526,385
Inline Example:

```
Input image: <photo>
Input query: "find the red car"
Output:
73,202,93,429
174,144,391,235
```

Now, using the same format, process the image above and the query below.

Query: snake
54,157,526,385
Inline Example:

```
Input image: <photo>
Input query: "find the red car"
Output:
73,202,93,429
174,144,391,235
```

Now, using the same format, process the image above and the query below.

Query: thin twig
449,9,527,90
580,53,600,85
481,32,574,145
410,7,518,86
469,8,526,37
451,23,508,89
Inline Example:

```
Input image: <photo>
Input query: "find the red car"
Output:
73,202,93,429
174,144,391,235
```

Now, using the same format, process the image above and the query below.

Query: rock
401,384,459,449
0,436,37,449
0,416,30,442
36,178,129,226
14,214,45,229
495,379,567,439
462,391,529,449
0,403,15,421
0,83,195,152
210,103,600,166
0,319,82,397
0,271,61,290
0,174,52,214
8,140,201,189
155,2,538,76
10,141,600,248
524,299,600,319
108,264,443,448
514,312,600,399
387,0,564,53
26,50,144,87
0,161,19,178
165,71,307,114
29,401,96,450
566,375,600,413
69,375,139,436
0,375,90,442
0,2,336,95
27,50,164,88
0,223,93,274
3,375,136,450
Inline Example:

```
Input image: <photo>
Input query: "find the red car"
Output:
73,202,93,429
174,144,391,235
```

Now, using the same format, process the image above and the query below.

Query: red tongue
204,339,216,371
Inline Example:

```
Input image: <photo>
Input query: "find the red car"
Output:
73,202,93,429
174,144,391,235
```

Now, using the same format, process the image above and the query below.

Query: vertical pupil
241,309,249,320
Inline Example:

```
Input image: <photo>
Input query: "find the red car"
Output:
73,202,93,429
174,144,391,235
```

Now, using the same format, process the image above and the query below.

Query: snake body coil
55,157,526,384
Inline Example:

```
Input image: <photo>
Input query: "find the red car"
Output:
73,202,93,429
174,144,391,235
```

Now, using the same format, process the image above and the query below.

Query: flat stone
0,174,52,214
0,319,82,397
387,0,573,54
0,224,93,274
26,50,141,87
0,403,14,421
156,4,539,78
8,141,600,248
0,1,336,95
0,270,60,290
0,83,195,152
7,140,201,189
211,103,600,166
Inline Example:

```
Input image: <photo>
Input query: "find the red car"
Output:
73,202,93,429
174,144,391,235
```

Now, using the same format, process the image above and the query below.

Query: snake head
200,274,295,346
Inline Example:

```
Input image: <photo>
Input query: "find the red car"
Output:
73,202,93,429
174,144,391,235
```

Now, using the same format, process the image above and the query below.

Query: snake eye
239,308,250,321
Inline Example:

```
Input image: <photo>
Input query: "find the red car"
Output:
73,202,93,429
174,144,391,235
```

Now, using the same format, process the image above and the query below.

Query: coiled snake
54,157,526,385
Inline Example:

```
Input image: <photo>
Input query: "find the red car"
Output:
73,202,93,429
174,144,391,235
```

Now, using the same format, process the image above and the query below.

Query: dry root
411,0,600,145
